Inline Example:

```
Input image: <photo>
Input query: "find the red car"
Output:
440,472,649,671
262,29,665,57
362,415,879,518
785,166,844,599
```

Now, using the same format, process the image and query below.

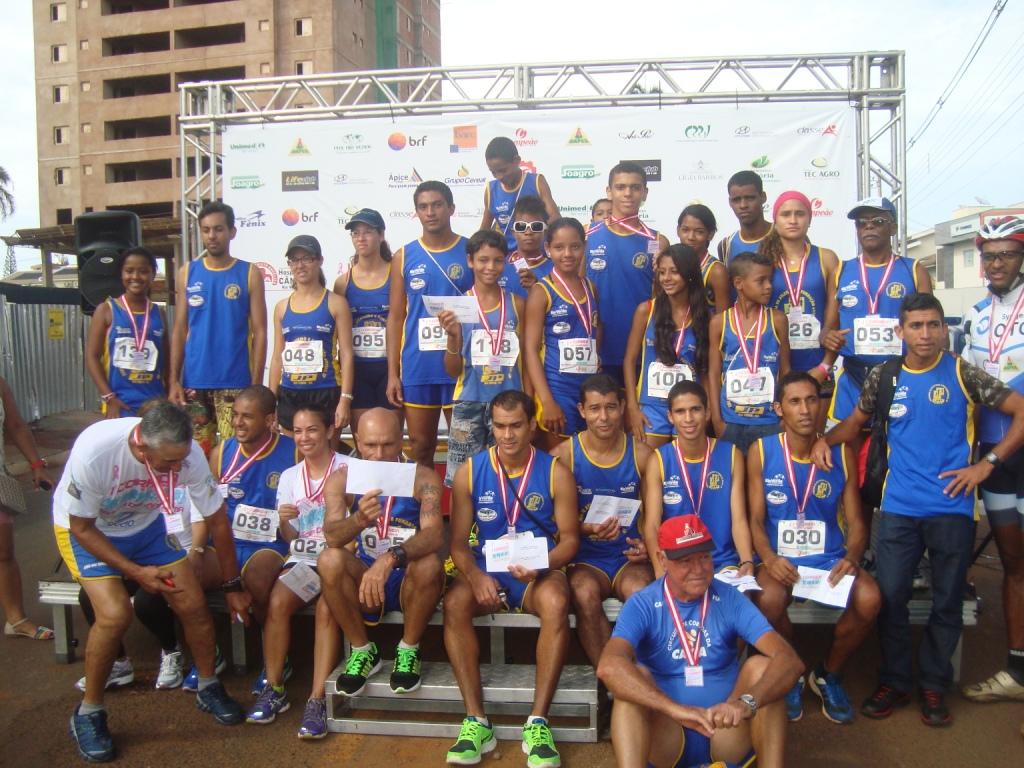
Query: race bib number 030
853,315,900,357
282,339,324,374
418,317,447,352
725,366,774,405
558,338,598,374
231,505,279,543
647,361,694,398
352,326,386,359
112,337,158,372
777,519,826,559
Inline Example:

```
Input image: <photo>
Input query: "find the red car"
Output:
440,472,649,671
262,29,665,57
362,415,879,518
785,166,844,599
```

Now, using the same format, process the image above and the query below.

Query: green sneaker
522,717,560,768
335,643,382,696
446,716,497,765
390,645,422,693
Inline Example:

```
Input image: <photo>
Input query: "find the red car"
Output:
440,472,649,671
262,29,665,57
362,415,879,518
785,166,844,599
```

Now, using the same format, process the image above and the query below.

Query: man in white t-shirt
53,400,252,763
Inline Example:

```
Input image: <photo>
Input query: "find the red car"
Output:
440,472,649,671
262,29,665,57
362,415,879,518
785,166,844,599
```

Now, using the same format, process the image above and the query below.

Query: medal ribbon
608,214,655,240
663,580,709,667
858,255,897,315
551,271,594,338
496,446,536,533
674,438,710,517
782,433,817,521
119,295,152,354
220,433,274,484
780,247,810,313
470,287,507,359
376,496,396,540
674,308,692,358
134,427,177,520
302,455,339,504
732,305,765,375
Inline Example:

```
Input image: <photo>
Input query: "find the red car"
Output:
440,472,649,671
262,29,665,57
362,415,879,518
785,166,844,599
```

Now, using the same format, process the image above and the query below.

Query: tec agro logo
281,208,319,225
335,206,362,227
236,210,266,228
229,175,263,190
281,170,319,191
444,165,487,186
513,127,539,147
803,157,841,179
388,132,428,150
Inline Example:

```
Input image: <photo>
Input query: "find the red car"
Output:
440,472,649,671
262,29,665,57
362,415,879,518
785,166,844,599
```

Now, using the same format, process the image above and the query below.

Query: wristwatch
984,451,1002,468
221,576,243,593
738,693,758,716
387,545,408,569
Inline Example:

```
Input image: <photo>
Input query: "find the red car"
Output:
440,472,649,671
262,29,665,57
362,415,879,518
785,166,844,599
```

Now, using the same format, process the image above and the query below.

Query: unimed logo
281,170,319,191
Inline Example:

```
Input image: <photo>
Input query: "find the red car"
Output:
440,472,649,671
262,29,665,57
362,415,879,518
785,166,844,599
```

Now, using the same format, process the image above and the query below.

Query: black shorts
277,386,341,431
979,442,1024,496
352,361,396,411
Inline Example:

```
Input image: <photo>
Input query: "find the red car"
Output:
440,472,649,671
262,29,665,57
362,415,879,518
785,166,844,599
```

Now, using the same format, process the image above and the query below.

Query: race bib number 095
352,326,386,359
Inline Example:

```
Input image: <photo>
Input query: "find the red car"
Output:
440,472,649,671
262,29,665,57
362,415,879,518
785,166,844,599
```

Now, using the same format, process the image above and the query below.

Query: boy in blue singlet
717,171,772,265
709,251,790,452
499,195,554,299
440,229,527,486
479,136,559,252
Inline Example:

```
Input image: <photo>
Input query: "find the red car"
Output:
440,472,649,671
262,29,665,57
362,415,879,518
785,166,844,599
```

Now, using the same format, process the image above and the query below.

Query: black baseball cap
285,234,322,259
344,208,385,231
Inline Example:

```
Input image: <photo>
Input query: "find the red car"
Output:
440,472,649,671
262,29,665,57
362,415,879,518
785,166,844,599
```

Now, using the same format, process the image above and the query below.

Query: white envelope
484,536,551,572
713,569,762,593
345,456,417,498
279,562,322,602
422,295,479,322
791,566,854,608
583,495,641,528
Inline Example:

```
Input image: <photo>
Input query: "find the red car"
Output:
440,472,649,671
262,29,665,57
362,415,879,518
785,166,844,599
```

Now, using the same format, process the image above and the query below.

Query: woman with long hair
678,204,730,314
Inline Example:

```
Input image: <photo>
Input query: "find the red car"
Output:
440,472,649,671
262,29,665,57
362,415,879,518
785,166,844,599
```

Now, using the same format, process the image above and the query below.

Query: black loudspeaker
75,211,142,314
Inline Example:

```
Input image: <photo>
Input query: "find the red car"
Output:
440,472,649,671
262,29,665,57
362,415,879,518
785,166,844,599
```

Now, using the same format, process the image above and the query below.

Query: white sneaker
155,649,184,690
74,657,135,692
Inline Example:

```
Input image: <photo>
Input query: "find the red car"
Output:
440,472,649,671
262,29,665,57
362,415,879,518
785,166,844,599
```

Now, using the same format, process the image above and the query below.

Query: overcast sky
2,0,1021,255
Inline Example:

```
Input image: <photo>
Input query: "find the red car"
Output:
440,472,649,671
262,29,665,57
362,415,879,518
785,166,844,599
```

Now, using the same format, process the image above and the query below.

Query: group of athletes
38,135,1024,766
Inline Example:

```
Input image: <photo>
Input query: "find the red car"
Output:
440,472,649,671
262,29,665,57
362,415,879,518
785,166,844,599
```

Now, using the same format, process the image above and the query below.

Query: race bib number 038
231,505,279,543
418,317,447,352
558,338,598,374
282,339,324,374
352,326,386,359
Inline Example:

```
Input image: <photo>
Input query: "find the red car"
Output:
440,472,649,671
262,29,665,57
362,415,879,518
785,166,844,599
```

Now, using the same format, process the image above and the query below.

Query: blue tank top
569,434,642,565
836,255,917,364
105,297,165,412
769,245,827,371
498,252,554,299
722,227,772,264
487,171,540,252
585,220,657,365
882,354,974,517
656,439,738,569
757,434,846,568
469,447,558,564
355,492,420,565
719,307,782,425
345,266,391,364
636,297,699,408
538,274,600,394
400,237,473,385
216,433,297,554
453,289,522,403
700,254,724,313
280,290,342,390
183,257,253,389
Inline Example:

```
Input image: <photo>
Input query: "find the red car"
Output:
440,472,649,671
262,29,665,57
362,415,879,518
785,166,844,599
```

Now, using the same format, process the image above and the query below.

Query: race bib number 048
282,339,325,374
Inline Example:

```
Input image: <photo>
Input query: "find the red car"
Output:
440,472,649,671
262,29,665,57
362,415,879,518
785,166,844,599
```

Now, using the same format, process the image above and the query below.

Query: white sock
398,640,419,651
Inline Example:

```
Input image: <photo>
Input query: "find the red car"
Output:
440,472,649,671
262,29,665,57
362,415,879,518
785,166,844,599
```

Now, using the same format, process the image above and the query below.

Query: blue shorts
477,566,536,611
236,540,288,575
404,382,455,409
720,421,781,453
352,360,397,412
570,555,631,590
535,385,585,438
361,563,406,624
640,400,673,438
60,518,185,581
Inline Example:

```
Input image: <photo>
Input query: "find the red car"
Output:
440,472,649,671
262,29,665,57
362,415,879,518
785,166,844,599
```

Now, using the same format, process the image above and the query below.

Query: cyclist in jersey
642,381,754,579
86,246,167,418
590,198,612,224
498,195,554,299
524,218,602,448
717,170,772,264
386,181,473,466
678,203,730,314
440,229,526,486
269,235,354,436
709,251,790,452
623,244,710,447
585,162,670,386
444,390,579,767
598,515,802,768
312,408,445,737
333,208,398,435
552,375,653,668
170,201,267,454
749,371,879,724
960,216,1024,705
479,136,559,252
246,405,348,725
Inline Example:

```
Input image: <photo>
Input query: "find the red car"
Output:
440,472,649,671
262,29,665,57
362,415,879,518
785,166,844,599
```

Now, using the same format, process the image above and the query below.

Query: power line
908,0,1009,150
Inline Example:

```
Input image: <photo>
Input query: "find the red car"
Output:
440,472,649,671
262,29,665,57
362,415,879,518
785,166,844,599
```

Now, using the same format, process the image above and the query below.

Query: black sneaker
390,645,422,693
861,684,911,719
335,643,382,696
196,680,245,725
69,706,115,763
920,689,952,727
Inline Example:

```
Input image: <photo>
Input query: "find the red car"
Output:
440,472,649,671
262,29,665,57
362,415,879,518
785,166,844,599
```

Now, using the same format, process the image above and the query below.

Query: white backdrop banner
223,104,857,303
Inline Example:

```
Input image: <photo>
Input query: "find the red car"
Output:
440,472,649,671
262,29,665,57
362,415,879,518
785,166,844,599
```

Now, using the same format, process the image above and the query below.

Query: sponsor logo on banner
733,124,772,138
514,128,539,147
228,141,265,152
798,123,839,136
678,160,723,182
619,128,654,140
567,127,591,146
281,170,319,191
450,125,478,153
620,159,661,182
749,156,778,182
519,159,537,174
388,132,427,150
680,124,713,141
255,261,293,288
389,210,417,219
237,210,266,228
289,138,311,155
803,157,841,179
230,175,264,190
810,198,834,217
332,173,372,186
282,208,319,225
445,165,487,186
333,133,371,154
561,164,598,180
388,168,424,189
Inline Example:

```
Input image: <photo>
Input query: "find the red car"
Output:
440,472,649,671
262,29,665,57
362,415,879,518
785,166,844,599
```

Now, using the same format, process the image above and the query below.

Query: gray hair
138,399,193,448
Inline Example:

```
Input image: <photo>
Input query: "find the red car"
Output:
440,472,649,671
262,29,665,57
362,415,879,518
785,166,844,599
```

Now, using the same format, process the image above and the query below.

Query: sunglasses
854,217,893,229
512,221,546,233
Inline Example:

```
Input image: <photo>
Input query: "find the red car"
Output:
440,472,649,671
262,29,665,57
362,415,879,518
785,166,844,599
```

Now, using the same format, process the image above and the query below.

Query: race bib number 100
647,361,694,398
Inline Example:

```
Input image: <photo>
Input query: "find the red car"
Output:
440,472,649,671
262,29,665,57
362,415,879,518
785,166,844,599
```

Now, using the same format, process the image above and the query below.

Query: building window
258,19,270,32
51,3,67,21
81,81,91,92
963,248,974,268
78,0,88,8
83,164,93,176
82,122,92,134
56,208,73,224
295,17,312,36
51,44,68,63
259,62,271,75
53,85,69,103
55,167,70,185
407,15,412,31
295,60,313,75
54,125,70,144
80,39,89,50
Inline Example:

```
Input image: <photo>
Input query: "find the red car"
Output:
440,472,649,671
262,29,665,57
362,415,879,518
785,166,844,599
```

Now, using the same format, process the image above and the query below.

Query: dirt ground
1,412,1022,767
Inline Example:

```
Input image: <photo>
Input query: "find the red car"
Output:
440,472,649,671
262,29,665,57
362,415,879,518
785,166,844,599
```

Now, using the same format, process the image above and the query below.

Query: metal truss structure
179,53,906,259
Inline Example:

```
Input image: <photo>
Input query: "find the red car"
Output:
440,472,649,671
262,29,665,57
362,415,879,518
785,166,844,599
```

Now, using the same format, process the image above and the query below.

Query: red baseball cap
658,515,716,560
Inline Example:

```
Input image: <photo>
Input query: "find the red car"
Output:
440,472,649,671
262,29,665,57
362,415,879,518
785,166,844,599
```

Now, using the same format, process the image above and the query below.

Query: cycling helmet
976,215,1024,248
